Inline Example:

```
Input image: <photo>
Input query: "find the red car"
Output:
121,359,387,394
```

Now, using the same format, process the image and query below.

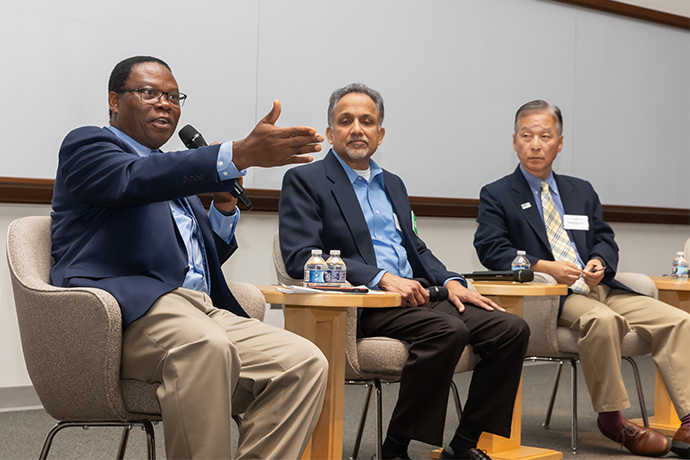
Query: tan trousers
559,284,690,416
121,288,328,460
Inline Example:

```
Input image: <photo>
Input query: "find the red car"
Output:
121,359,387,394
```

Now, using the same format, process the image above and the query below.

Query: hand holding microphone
179,124,253,211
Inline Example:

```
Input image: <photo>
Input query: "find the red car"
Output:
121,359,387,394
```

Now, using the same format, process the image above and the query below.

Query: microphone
178,124,253,210
461,270,534,283
426,285,448,302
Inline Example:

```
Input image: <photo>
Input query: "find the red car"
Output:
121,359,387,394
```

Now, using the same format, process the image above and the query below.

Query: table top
257,281,568,307
257,285,401,307
471,281,568,296
650,276,690,291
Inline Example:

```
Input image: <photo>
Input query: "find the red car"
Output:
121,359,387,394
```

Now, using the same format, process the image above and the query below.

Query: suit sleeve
58,127,232,208
474,184,526,270
279,168,382,285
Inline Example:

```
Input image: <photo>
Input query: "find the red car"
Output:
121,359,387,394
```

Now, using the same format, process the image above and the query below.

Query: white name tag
521,202,532,210
563,215,589,231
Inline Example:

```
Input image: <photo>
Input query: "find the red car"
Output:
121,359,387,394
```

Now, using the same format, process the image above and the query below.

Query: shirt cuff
217,141,247,181
208,203,240,244
444,277,467,288
368,270,387,290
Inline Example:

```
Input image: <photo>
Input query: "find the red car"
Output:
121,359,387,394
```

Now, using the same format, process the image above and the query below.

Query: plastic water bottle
325,250,347,287
511,250,531,271
304,249,328,287
671,251,689,280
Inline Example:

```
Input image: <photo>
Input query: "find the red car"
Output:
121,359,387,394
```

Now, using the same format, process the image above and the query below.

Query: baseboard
0,385,42,412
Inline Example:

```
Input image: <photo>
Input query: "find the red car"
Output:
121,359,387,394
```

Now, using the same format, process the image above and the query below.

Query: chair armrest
228,282,266,322
614,272,656,297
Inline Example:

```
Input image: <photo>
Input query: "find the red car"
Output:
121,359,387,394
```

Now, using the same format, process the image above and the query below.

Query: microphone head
513,269,534,282
179,124,207,149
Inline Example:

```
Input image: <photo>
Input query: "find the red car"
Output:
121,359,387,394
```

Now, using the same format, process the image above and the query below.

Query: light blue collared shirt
107,126,242,294
519,165,584,266
334,153,461,289
334,154,412,288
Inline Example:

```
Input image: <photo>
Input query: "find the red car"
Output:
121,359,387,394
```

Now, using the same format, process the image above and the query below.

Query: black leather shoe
438,447,493,459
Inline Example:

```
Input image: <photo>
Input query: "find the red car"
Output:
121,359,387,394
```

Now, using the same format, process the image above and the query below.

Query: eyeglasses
117,87,187,108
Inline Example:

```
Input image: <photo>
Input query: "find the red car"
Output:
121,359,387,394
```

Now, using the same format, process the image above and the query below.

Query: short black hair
108,56,172,119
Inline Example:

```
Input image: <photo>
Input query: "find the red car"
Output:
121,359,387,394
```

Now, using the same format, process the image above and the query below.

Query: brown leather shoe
597,418,670,457
672,426,690,458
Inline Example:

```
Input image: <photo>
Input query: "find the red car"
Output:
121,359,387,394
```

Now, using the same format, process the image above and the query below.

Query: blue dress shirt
107,126,242,294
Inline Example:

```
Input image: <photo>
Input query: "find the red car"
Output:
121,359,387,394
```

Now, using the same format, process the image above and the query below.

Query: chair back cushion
7,216,129,421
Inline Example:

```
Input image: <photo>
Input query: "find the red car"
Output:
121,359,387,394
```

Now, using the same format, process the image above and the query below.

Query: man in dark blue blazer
280,84,530,460
51,56,328,460
474,100,690,457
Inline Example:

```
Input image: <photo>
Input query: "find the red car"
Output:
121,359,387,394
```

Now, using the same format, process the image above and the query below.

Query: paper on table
277,284,378,294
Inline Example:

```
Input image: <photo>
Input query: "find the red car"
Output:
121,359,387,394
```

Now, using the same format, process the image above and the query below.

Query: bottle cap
678,251,685,256
330,250,341,255
311,249,322,255
517,250,526,255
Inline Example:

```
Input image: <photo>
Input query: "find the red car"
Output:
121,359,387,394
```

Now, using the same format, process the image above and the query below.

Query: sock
598,410,624,433
382,432,410,459
449,424,481,457
681,413,690,428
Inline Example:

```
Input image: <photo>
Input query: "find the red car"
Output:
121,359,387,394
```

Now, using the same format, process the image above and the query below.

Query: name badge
563,215,589,231
521,202,532,210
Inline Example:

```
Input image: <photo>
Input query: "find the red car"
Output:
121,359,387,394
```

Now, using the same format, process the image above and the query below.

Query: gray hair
514,100,563,136
327,83,384,128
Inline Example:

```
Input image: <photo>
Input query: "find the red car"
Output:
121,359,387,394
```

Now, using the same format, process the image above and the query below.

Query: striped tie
540,181,589,294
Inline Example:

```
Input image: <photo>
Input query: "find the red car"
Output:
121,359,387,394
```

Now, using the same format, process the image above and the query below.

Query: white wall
2,203,688,391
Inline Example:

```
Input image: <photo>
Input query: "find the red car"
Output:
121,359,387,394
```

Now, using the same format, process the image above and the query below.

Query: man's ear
377,127,386,146
108,91,120,116
326,126,333,144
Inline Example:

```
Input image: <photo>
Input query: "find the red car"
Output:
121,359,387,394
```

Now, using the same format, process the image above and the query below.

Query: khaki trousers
121,288,328,460
559,285,690,416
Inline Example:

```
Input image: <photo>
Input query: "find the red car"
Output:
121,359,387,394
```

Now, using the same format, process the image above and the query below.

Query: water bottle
511,250,531,271
325,250,347,287
671,251,689,280
304,249,328,287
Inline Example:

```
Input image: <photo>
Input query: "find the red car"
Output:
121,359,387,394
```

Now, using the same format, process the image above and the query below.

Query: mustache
347,136,368,145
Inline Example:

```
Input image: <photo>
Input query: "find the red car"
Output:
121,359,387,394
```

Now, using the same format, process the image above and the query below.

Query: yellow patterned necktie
540,181,589,294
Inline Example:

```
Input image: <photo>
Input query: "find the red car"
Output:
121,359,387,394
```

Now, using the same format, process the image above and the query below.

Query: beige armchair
272,231,479,459
523,271,653,454
6,216,266,460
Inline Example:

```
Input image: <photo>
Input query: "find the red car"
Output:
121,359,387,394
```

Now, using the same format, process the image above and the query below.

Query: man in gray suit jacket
280,83,530,460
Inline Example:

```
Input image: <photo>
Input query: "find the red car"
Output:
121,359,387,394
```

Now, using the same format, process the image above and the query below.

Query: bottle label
307,269,326,284
326,270,347,284
511,264,530,271
673,265,689,276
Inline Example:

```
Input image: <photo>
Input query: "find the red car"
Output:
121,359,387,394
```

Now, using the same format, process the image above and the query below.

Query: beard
344,137,370,161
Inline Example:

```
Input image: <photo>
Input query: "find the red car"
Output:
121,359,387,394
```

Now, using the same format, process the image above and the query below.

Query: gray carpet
0,355,683,459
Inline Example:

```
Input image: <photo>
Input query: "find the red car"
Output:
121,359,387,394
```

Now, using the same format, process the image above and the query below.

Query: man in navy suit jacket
280,84,530,460
474,100,690,458
51,56,328,460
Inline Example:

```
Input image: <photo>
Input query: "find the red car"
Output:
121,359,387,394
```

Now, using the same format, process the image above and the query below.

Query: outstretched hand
232,100,323,171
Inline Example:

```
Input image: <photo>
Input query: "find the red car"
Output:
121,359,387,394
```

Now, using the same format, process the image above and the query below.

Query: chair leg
38,421,156,460
351,383,374,460
544,360,564,429
569,358,578,455
450,379,463,421
116,424,132,460
623,356,649,428
141,420,156,460
374,378,383,460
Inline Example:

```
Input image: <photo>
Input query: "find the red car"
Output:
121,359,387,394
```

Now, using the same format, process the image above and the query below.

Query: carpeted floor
0,355,683,459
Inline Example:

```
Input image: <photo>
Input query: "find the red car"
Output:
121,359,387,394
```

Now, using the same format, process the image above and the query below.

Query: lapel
509,167,551,251
553,173,588,257
324,151,377,266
